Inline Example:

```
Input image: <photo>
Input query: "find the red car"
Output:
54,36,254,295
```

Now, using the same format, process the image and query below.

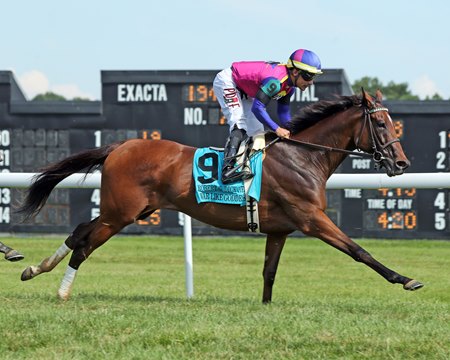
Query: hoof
5,250,24,262
57,289,71,301
403,279,424,291
21,266,34,281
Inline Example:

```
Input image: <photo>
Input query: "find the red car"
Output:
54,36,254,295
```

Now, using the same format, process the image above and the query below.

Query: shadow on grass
7,291,264,306
72,292,265,306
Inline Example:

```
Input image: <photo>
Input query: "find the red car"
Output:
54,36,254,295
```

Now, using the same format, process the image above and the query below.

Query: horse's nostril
396,160,409,169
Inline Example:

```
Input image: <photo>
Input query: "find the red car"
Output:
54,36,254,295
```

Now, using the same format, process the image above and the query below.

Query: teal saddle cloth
192,148,263,205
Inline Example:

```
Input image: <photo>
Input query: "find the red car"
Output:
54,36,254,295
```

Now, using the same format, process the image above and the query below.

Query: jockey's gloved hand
275,127,290,139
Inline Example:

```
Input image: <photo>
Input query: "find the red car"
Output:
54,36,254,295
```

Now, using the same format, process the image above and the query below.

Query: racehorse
0,241,24,261
18,89,423,301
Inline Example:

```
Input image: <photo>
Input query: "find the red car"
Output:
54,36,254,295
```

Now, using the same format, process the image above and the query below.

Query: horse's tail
17,141,124,220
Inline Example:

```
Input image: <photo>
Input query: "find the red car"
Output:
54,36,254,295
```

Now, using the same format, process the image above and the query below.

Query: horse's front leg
0,241,24,262
262,233,288,303
301,210,423,291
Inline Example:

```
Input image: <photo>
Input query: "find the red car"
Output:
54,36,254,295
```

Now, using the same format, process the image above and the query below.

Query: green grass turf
0,236,449,359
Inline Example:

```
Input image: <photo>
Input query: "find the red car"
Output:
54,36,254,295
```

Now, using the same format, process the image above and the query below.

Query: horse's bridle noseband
355,106,400,168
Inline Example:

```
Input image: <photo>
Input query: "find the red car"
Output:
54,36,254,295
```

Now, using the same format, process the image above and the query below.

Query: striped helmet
287,49,323,74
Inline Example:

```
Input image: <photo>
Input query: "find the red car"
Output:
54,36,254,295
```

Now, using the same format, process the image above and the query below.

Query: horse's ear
375,89,383,103
361,87,372,107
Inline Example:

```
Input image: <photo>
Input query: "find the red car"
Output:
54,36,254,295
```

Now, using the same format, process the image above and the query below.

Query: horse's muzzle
383,158,410,177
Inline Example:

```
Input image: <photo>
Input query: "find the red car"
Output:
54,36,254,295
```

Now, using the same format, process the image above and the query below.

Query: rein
246,132,371,166
279,136,372,158
274,105,399,163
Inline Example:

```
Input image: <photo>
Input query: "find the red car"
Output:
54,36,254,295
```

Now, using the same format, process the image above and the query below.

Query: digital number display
182,85,226,126
207,108,227,125
393,120,404,139
136,209,161,226
375,188,416,198
363,188,417,231
365,210,417,230
182,84,217,103
141,129,162,140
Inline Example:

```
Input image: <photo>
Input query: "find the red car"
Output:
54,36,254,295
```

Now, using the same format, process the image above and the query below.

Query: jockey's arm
252,90,278,131
252,88,292,138
276,94,292,127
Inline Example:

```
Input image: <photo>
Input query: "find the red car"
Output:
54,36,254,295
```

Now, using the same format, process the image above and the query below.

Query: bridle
354,105,400,168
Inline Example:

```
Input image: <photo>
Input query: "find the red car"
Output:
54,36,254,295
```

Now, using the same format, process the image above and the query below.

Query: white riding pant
213,68,265,136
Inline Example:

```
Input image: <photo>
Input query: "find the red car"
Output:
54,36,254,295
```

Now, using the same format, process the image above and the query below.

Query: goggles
299,69,317,82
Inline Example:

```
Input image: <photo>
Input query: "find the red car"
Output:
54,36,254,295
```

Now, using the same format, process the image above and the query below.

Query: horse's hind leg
21,219,97,281
0,241,24,262
262,234,287,304
302,210,423,291
57,218,121,300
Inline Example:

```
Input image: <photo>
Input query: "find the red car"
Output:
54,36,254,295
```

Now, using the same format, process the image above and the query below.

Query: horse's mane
288,95,362,134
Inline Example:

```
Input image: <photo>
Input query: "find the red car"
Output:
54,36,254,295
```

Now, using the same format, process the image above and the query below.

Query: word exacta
117,84,168,102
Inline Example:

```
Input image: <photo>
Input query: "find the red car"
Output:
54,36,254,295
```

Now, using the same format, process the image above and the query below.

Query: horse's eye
377,122,386,129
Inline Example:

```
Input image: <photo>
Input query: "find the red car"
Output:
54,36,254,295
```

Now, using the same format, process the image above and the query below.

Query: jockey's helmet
287,49,323,75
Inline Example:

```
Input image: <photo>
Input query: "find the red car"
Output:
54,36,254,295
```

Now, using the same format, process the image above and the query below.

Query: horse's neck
292,109,360,177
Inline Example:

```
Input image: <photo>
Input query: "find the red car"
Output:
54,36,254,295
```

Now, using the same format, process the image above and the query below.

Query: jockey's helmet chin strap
289,67,302,86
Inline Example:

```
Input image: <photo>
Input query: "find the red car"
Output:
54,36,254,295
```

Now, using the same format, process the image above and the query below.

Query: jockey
213,49,322,184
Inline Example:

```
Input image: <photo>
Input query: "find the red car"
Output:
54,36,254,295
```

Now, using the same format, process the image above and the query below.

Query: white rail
1,172,450,189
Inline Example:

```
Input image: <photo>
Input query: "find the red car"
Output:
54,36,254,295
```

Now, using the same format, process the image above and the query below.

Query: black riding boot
222,127,254,184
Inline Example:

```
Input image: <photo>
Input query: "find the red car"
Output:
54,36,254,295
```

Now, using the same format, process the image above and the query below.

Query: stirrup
222,166,254,184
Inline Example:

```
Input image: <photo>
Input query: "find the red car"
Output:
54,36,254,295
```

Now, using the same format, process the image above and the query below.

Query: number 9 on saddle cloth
192,134,264,206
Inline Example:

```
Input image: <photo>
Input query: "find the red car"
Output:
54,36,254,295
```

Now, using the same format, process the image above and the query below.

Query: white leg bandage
58,265,77,300
41,243,71,272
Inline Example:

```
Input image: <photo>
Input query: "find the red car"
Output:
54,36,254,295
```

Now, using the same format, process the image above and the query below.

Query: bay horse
18,89,423,302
